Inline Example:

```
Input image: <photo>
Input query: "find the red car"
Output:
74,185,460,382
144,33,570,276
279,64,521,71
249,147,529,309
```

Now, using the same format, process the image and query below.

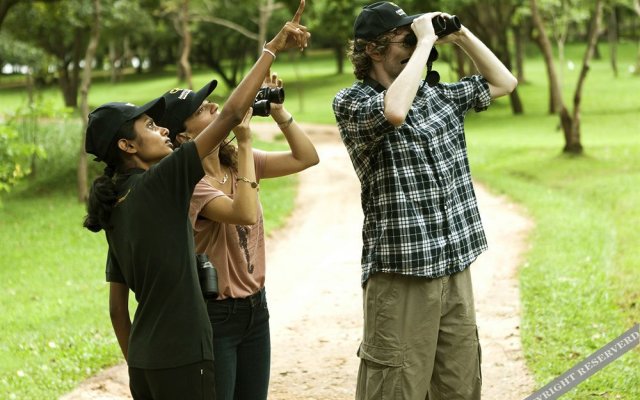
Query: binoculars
432,15,461,38
252,87,285,117
403,15,461,46
196,253,219,299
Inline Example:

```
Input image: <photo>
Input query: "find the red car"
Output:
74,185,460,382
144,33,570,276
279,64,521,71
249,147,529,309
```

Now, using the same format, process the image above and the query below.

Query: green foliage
308,0,356,48
0,124,35,193
465,45,640,398
0,32,50,70
0,98,71,195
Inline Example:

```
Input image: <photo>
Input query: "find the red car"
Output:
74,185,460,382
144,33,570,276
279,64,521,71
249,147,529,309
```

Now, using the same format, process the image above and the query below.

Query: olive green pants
356,269,482,400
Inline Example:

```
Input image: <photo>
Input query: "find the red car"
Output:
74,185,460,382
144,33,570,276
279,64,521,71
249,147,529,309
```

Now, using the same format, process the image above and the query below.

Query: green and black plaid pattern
333,76,492,285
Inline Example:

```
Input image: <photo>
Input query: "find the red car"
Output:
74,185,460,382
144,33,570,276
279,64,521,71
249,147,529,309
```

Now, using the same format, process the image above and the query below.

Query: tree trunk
608,6,618,77
59,63,78,108
513,22,527,83
109,40,119,83
177,0,192,88
565,0,603,154
77,0,101,202
257,0,272,58
635,0,640,75
497,29,523,115
0,0,19,28
531,0,564,114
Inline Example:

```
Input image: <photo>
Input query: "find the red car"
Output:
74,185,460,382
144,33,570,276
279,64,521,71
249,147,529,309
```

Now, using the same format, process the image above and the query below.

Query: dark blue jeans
207,288,270,400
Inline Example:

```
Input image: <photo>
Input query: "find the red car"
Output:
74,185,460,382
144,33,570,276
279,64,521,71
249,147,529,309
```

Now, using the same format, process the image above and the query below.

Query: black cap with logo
85,97,165,162
354,2,421,40
158,80,218,141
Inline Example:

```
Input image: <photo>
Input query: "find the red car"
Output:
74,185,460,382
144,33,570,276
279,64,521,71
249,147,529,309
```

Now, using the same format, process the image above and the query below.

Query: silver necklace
208,172,228,185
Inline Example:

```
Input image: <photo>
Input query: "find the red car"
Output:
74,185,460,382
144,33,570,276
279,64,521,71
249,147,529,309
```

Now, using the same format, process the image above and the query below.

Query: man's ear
175,132,192,145
366,42,383,61
117,139,137,154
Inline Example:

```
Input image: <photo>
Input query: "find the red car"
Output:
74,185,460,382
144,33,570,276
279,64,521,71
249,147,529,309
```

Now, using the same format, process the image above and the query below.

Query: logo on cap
168,88,192,100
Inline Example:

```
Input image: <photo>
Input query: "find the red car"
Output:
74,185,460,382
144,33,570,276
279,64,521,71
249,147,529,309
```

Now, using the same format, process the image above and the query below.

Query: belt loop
231,299,238,314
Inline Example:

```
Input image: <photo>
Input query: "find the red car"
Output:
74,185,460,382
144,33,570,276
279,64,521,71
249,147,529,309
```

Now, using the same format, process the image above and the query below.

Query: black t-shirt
105,141,213,369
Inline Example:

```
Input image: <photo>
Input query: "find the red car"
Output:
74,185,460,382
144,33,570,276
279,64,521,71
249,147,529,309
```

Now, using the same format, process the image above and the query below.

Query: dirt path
61,124,535,400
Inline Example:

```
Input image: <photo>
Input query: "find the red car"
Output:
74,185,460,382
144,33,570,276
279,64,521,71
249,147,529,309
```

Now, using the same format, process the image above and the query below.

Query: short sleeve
443,75,491,113
105,249,126,283
143,141,205,211
189,179,227,227
333,85,395,148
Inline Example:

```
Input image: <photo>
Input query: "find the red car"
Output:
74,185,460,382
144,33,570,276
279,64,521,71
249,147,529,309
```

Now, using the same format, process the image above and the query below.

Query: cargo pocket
475,327,482,384
356,342,404,399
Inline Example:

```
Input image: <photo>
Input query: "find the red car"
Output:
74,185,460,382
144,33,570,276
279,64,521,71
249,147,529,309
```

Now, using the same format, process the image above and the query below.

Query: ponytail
83,120,136,233
83,166,117,232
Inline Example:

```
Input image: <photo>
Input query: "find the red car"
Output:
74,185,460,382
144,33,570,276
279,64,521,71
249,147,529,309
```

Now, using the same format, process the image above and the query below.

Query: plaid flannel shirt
333,75,492,285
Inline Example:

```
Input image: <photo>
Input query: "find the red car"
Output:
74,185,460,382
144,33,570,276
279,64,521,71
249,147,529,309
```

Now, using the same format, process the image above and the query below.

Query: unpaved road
61,124,535,400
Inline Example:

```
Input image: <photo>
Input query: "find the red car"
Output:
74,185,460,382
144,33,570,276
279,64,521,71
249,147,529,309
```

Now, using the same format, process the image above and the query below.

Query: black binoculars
252,87,285,117
196,253,218,299
401,15,461,48
432,15,461,38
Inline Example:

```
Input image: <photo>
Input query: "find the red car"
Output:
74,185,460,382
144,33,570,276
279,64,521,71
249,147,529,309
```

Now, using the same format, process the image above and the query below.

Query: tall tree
177,0,192,88
312,0,355,74
457,0,524,114
4,0,95,108
530,0,564,113
77,0,101,201
0,0,19,28
257,0,283,58
633,0,640,74
0,0,60,29
531,0,604,154
160,0,194,87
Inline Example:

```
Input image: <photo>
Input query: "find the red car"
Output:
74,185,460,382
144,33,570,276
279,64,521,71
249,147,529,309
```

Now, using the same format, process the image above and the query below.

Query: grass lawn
1,44,639,398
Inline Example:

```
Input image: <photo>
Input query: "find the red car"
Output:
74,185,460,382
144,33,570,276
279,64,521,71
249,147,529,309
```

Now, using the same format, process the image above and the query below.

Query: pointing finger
291,0,305,24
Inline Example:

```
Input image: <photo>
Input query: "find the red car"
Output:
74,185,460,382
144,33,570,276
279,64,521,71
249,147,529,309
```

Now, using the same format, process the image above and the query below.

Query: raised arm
444,24,517,98
193,0,310,158
199,110,260,225
383,14,438,126
262,71,319,178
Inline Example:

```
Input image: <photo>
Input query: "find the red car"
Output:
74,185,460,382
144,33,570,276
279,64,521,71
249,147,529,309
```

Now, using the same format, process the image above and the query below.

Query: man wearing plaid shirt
333,2,517,399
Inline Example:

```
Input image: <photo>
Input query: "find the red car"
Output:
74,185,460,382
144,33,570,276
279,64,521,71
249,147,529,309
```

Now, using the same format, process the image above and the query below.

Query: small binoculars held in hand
252,87,285,117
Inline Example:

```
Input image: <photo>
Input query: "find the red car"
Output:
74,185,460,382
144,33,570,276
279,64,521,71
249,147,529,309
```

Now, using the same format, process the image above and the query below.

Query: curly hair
219,141,238,171
348,30,398,80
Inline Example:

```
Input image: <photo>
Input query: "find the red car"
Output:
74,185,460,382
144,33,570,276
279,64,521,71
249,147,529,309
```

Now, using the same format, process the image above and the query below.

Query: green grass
466,45,639,398
1,43,639,398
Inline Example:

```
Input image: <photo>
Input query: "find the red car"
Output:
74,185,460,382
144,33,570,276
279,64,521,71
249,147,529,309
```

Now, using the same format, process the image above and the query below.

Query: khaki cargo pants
356,269,482,400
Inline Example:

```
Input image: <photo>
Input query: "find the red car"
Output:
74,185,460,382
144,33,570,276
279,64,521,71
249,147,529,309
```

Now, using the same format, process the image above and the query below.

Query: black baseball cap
354,2,421,40
159,80,218,141
85,97,166,162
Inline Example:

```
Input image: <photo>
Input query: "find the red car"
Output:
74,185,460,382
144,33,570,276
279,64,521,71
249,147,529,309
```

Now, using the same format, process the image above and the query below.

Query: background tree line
0,0,639,198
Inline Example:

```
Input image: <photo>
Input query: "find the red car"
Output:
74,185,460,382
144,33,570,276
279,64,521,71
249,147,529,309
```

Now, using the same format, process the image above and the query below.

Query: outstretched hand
266,0,310,53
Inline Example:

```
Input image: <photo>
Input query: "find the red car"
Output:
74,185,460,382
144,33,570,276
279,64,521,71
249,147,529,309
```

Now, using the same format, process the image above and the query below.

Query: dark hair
348,30,396,80
219,141,238,171
83,119,136,232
